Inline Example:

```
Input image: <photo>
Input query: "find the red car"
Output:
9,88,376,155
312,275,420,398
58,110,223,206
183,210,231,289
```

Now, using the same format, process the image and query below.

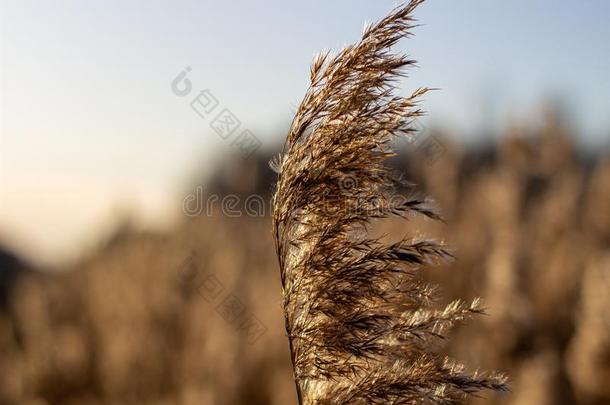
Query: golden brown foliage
1,127,609,405
271,1,506,403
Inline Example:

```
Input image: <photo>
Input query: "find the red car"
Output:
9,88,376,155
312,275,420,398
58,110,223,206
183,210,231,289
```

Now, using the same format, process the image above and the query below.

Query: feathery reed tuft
272,1,507,403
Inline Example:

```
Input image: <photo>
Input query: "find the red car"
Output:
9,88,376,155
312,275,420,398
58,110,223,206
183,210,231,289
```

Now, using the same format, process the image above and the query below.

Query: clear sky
1,0,609,265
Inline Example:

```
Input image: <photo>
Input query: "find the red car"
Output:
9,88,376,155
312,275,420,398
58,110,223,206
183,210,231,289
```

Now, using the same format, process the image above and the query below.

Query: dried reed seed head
272,1,508,403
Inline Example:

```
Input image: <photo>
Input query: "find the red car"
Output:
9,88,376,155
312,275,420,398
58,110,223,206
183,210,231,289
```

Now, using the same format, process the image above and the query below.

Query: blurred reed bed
1,118,609,404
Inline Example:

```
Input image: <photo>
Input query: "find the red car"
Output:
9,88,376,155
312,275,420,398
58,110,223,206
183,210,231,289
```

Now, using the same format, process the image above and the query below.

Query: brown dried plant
271,1,507,403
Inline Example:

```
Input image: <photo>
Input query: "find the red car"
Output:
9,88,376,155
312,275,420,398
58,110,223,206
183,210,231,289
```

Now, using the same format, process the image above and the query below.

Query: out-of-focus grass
1,118,609,404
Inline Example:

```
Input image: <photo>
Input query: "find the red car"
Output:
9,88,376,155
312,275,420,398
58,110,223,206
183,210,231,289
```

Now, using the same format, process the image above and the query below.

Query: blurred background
1,0,609,404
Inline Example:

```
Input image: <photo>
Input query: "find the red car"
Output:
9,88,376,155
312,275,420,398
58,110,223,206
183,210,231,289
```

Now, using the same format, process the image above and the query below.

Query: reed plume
272,1,507,403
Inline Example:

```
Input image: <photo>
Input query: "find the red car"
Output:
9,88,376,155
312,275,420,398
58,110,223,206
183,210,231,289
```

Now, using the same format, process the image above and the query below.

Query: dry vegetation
271,1,505,402
1,2,609,404
1,117,609,404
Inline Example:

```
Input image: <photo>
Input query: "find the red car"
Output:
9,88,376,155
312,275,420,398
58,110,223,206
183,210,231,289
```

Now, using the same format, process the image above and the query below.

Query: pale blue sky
1,0,609,264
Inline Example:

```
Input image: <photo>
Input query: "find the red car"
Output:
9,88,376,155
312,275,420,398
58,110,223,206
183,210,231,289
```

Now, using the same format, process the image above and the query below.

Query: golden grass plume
271,1,508,403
